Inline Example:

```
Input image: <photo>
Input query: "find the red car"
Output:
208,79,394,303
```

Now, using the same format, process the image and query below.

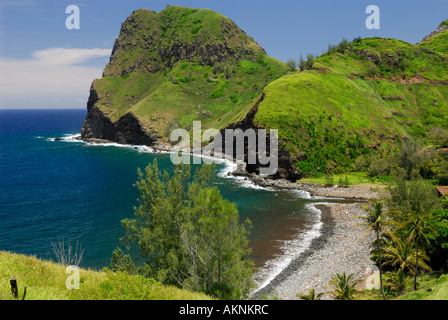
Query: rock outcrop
80,6,296,179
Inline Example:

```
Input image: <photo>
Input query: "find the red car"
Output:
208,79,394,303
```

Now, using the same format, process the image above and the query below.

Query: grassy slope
358,274,448,300
418,20,448,55
397,274,448,300
0,251,211,300
93,6,288,139
254,29,448,175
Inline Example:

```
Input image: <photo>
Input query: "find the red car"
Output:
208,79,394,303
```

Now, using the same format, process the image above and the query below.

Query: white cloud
0,47,111,108
31,48,111,66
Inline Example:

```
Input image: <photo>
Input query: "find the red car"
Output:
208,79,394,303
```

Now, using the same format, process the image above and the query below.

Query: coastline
71,135,378,299
226,168,379,299
252,202,375,300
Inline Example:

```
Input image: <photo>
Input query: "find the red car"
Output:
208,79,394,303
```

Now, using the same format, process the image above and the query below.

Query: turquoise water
0,109,325,287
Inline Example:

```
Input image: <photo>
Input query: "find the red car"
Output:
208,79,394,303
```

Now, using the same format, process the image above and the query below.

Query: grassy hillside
84,8,447,178
418,20,448,54
0,251,211,300
397,274,448,300
90,6,288,139
254,27,448,176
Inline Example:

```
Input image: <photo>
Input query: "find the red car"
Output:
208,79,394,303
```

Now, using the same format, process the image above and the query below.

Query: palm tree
385,268,410,295
382,230,432,276
297,288,324,300
401,210,437,290
359,200,389,300
329,272,359,300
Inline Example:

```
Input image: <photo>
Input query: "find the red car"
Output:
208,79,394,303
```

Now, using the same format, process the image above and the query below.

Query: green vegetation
398,273,448,300
329,272,359,300
92,6,287,140
299,172,390,186
255,29,448,177
89,7,448,183
112,160,255,299
359,201,390,300
297,288,324,300
418,20,448,54
0,251,211,300
358,170,447,300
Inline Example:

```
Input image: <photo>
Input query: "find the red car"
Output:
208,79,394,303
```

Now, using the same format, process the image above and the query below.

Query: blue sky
0,0,447,108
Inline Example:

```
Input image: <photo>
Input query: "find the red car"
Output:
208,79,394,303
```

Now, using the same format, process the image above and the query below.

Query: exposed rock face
219,94,301,181
81,85,158,145
81,107,158,146
422,24,448,42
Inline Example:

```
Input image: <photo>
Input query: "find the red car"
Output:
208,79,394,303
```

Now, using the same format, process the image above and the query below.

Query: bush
212,63,224,75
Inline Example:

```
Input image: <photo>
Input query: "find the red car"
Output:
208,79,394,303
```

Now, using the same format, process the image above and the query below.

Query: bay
0,108,324,288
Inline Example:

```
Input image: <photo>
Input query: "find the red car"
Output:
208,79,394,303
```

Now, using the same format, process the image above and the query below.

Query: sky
0,0,447,109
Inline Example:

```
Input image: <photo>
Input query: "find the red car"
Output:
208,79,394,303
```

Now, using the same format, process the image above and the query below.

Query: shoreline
252,202,375,300
67,135,378,299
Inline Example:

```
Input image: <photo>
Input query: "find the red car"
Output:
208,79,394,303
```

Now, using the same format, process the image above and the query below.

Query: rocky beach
241,173,380,300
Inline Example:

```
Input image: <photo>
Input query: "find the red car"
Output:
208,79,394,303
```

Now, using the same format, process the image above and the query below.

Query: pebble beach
241,173,380,300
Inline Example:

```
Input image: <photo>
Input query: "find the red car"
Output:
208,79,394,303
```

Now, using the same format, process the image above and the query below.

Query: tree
297,288,324,300
384,268,410,295
388,173,440,217
306,53,315,69
359,200,389,300
298,54,306,71
396,139,423,179
109,247,136,274
178,187,254,298
426,207,448,270
117,159,255,299
382,230,431,275
286,58,297,72
401,211,437,290
329,272,358,300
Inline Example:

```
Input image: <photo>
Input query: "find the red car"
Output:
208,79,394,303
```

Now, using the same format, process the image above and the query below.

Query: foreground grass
0,251,212,300
356,273,448,300
397,274,448,300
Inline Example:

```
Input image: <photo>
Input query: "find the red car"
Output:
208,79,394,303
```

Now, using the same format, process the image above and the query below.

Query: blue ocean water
0,109,325,288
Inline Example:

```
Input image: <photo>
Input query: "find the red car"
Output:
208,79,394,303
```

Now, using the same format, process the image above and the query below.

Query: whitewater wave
216,160,274,191
51,133,270,191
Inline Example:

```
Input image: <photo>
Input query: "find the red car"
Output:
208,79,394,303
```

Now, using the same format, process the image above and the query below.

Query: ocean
0,108,327,289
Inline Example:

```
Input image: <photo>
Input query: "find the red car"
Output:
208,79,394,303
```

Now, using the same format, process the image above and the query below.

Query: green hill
0,251,211,300
81,6,287,145
80,7,448,179
254,26,448,175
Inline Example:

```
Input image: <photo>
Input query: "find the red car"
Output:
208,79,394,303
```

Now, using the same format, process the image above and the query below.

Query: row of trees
285,36,364,73
109,160,255,299
286,53,315,72
357,137,448,186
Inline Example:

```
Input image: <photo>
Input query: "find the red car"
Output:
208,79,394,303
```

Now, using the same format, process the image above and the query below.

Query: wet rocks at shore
230,170,380,201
